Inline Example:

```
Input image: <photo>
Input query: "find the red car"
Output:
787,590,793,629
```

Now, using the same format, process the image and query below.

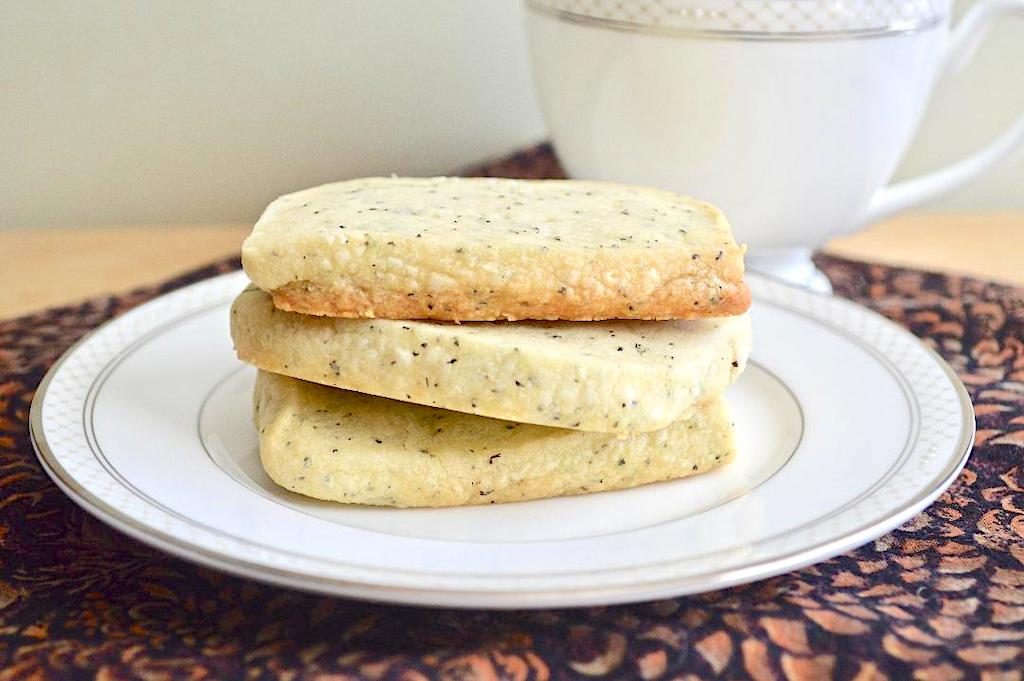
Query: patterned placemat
2,148,1023,680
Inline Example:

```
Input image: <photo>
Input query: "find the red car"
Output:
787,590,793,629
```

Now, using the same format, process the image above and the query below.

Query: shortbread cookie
254,371,735,507
241,177,749,321
231,287,750,434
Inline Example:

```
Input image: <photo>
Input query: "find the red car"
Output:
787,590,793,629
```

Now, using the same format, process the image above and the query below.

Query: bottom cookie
254,370,736,508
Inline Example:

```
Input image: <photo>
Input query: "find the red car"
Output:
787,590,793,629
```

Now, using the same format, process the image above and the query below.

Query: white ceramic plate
30,271,973,608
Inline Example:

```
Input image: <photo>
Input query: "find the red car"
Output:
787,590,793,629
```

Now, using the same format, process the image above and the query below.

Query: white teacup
525,0,1024,287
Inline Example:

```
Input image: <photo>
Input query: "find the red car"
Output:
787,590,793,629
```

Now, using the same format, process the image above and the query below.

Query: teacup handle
860,0,1024,226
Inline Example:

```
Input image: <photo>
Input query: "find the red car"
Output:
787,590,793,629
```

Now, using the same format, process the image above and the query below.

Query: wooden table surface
1,213,1021,320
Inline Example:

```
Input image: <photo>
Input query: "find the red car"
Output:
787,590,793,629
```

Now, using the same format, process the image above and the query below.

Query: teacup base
746,248,833,294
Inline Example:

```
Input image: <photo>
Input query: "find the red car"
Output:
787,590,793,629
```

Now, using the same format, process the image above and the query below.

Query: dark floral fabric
1,146,1022,680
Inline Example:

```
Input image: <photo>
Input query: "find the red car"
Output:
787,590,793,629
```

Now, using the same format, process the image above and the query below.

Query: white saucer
30,271,973,608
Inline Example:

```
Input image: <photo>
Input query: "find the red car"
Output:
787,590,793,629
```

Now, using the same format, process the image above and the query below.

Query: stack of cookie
230,177,751,507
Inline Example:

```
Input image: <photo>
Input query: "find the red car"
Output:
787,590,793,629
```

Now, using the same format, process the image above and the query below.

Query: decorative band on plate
525,0,948,40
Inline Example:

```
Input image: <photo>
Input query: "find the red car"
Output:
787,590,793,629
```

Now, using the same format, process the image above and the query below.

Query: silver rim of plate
30,270,975,608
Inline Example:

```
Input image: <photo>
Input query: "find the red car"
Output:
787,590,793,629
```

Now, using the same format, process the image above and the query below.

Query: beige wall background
2,0,1022,230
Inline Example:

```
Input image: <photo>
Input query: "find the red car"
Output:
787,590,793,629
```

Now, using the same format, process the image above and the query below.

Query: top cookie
241,177,749,321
